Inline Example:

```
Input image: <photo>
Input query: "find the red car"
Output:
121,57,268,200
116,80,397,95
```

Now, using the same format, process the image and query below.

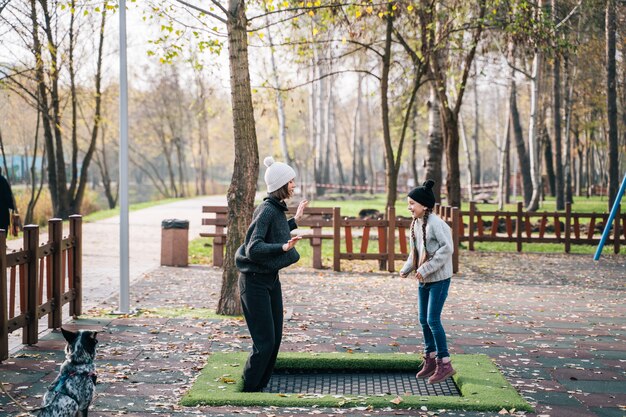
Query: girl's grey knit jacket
400,213,454,283
235,196,300,275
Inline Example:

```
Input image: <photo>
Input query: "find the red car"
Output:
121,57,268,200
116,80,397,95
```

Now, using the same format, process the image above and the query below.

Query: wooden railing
201,206,460,273
462,202,625,253
0,216,82,362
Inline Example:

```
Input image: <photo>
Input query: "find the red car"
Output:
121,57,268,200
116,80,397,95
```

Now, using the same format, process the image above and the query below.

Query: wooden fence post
69,215,82,317
49,219,63,329
468,201,475,251
565,203,571,253
0,230,7,361
333,207,341,272
516,202,523,252
23,225,39,345
387,206,396,272
452,207,460,273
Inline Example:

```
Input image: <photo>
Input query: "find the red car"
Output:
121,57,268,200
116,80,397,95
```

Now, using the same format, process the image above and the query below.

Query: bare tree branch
259,68,380,92
173,0,227,24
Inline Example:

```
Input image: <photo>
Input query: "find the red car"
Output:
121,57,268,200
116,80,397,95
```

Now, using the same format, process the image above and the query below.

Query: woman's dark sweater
235,196,300,274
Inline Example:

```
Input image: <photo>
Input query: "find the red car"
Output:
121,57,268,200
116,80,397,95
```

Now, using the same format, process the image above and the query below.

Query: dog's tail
0,380,42,416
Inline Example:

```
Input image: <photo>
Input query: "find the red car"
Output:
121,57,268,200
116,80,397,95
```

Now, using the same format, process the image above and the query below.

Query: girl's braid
421,209,431,259
410,218,418,270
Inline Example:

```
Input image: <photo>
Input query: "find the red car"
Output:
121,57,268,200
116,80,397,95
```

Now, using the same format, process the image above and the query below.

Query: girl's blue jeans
418,278,451,358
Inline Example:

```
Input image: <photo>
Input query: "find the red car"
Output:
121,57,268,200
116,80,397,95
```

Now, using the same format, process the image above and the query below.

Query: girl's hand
415,271,425,283
400,271,409,278
282,235,302,252
294,200,309,222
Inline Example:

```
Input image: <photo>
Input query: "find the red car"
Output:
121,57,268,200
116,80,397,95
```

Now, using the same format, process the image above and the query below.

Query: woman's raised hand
294,200,309,222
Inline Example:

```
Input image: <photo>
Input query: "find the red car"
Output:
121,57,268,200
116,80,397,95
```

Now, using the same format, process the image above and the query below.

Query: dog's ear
91,331,98,343
61,327,79,344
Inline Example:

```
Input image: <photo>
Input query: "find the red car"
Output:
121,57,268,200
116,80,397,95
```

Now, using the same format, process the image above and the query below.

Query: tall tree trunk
576,125,583,196
381,4,397,209
311,49,325,196
95,125,118,209
527,47,543,211
30,0,60,215
72,4,107,214
40,2,69,217
606,0,619,209
218,0,258,316
563,54,576,204
425,83,443,203
329,92,345,189
68,0,78,200
322,73,331,186
351,73,363,193
195,76,210,196
429,0,486,209
509,62,533,207
411,102,419,187
472,77,481,185
459,111,473,201
265,13,292,166
544,124,556,197
498,111,511,209
552,0,565,210
366,83,375,194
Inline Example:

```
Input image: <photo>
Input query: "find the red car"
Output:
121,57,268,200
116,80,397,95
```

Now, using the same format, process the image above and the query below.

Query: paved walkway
1,202,625,416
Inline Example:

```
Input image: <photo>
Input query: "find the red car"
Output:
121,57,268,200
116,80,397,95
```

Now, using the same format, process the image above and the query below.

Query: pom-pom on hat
408,179,436,209
264,156,296,193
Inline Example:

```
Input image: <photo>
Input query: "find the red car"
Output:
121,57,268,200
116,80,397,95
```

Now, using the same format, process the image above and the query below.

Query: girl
400,179,455,384
235,156,308,392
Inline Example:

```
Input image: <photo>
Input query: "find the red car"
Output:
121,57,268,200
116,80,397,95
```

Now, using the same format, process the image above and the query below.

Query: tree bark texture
425,83,443,203
527,48,542,211
218,1,258,316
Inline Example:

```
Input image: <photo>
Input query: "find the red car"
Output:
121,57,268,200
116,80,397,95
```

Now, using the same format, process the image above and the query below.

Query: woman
235,156,308,392
400,179,455,384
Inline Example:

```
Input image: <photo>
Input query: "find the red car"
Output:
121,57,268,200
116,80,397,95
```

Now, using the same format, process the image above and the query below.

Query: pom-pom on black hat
408,179,436,209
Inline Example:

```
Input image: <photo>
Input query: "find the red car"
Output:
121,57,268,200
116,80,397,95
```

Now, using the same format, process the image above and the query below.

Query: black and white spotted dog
37,328,98,417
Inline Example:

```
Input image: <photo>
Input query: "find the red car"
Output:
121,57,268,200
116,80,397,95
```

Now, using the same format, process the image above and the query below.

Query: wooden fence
1,216,82,362
462,201,625,253
201,206,460,273
201,201,624,273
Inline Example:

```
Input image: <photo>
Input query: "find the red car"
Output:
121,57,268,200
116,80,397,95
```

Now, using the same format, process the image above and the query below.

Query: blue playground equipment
594,173,626,260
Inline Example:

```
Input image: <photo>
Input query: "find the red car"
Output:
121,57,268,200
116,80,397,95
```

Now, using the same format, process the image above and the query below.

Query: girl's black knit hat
408,179,436,208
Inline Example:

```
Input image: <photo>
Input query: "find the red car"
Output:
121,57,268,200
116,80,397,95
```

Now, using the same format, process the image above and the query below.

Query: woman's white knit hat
264,156,295,192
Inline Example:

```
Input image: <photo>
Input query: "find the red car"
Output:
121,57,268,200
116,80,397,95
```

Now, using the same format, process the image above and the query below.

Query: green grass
181,352,532,412
466,241,626,255
189,238,214,265
82,198,182,222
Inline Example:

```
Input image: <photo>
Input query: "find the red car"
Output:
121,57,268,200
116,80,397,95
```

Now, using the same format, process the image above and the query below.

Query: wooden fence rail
0,216,82,362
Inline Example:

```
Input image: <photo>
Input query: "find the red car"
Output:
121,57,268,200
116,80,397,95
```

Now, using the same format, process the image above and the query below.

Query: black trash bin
161,219,189,267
